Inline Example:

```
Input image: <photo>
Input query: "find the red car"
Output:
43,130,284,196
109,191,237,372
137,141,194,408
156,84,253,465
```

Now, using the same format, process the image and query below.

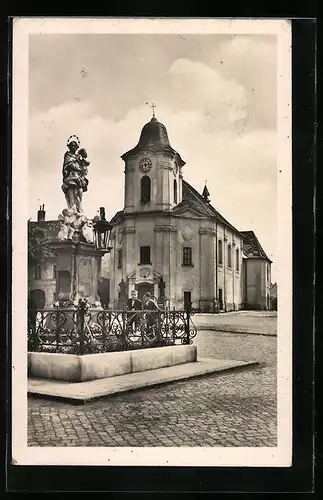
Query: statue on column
61,135,90,214
57,136,92,242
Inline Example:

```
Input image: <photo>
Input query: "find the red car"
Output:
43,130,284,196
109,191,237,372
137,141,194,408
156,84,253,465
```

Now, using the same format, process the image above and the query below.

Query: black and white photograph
12,18,292,467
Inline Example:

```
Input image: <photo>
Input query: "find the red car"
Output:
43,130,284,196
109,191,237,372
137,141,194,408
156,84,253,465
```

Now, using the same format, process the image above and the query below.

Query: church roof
176,180,243,235
121,116,185,166
240,230,272,262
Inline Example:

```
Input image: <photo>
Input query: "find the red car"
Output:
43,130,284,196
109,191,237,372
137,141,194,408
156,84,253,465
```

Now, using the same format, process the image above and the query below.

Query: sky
28,33,277,281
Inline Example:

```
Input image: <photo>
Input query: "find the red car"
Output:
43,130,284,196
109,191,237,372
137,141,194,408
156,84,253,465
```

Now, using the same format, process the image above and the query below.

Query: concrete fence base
28,345,197,382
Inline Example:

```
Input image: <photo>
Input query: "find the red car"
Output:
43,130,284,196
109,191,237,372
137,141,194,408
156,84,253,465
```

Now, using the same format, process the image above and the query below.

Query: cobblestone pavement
193,311,277,336
28,320,277,447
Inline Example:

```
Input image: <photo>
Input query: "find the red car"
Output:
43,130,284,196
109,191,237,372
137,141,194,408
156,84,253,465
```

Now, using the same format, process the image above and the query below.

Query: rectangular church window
182,247,192,266
140,246,151,264
218,239,223,265
228,244,232,268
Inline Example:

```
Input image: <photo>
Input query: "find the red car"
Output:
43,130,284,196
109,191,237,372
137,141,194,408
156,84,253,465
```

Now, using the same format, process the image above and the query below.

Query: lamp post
93,207,113,254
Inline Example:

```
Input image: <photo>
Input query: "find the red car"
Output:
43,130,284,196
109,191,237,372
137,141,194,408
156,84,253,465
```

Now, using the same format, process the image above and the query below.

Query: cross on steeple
150,103,156,117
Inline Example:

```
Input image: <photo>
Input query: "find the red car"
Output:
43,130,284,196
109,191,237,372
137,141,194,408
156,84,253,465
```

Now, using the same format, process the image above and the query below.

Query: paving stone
28,326,277,447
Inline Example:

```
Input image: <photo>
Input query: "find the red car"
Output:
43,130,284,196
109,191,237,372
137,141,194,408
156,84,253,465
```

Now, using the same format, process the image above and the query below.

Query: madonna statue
61,135,90,213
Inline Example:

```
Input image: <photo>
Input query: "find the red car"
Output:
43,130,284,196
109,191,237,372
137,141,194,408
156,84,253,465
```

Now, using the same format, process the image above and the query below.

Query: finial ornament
146,102,156,118
202,182,211,203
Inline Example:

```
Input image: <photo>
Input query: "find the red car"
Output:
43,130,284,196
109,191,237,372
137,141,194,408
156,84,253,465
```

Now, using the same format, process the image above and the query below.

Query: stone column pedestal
48,240,103,304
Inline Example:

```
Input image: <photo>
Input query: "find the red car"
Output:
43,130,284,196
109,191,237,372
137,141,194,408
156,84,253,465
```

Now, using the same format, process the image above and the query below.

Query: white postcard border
11,17,292,467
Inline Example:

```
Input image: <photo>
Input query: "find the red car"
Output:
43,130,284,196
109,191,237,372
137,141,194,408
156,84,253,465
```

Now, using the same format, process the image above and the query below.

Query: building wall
244,258,271,310
270,282,277,310
28,257,57,307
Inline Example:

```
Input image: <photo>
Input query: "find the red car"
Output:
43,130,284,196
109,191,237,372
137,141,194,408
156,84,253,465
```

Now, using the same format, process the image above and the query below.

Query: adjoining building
240,230,273,311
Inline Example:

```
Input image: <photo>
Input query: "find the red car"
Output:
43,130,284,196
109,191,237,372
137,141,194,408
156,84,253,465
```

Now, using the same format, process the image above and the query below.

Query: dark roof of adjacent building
28,219,60,237
240,230,272,262
121,116,185,166
175,180,242,236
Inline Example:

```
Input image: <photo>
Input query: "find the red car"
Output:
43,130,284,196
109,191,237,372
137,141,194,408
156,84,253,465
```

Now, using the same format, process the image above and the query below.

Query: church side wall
216,225,244,312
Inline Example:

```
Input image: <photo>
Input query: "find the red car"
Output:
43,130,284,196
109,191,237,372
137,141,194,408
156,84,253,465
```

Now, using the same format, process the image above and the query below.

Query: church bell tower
121,107,185,214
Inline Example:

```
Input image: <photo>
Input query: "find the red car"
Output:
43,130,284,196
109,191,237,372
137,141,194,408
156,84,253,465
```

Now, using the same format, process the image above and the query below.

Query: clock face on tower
139,158,152,172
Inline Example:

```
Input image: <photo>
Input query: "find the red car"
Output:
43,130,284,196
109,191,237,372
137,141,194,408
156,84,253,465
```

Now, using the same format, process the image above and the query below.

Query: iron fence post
186,305,191,345
122,308,127,350
78,303,85,355
28,304,38,352
172,307,176,344
55,308,60,352
157,310,161,346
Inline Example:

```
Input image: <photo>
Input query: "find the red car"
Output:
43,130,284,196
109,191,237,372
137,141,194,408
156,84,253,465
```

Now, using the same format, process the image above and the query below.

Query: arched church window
228,244,232,268
173,179,178,204
236,248,239,271
218,239,223,265
140,175,151,203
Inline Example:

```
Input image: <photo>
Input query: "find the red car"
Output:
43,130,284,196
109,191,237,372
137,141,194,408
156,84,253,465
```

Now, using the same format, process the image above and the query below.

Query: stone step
28,357,259,404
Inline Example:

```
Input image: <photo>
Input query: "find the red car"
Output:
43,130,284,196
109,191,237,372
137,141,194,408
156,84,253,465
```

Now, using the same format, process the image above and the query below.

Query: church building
109,112,272,312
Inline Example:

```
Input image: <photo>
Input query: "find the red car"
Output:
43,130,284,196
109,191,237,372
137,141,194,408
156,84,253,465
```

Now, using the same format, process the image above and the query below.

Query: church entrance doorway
218,288,224,311
136,283,154,301
184,291,192,311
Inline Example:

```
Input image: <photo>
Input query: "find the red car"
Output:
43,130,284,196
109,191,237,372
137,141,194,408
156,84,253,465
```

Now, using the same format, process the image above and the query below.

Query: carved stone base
48,240,103,304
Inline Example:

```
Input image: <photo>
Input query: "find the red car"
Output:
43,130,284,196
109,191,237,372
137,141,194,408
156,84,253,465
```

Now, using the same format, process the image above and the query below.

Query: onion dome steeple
121,108,185,166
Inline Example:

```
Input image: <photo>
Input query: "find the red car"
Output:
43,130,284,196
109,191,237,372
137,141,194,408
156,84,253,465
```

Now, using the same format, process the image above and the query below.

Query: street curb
195,326,277,337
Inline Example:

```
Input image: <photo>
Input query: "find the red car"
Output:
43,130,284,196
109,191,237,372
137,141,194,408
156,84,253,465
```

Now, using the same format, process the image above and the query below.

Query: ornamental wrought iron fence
27,299,197,355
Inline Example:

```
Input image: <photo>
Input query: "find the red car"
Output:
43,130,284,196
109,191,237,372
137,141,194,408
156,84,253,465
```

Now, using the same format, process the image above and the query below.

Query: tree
28,223,55,264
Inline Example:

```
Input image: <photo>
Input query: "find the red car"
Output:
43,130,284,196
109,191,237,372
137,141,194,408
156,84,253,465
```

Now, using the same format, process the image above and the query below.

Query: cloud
28,33,277,280
166,58,248,133
214,36,277,129
29,34,276,129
